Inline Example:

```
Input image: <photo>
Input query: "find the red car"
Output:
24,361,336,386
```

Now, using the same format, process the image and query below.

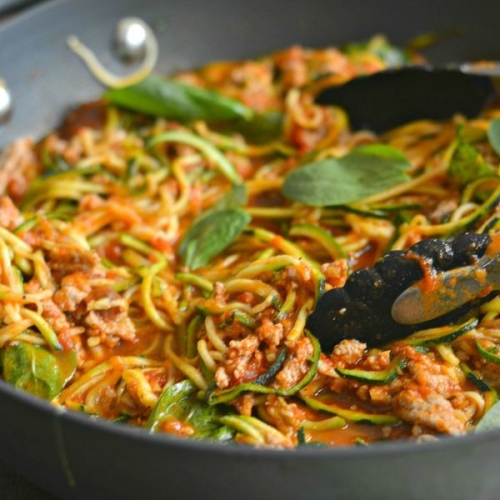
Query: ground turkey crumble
214,329,314,392
21,223,137,354
215,334,265,389
327,339,471,436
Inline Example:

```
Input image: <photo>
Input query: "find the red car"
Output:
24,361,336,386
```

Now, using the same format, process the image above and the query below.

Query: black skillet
1,0,500,499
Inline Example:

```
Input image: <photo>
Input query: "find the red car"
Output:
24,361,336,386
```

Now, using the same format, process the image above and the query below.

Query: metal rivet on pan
0,80,12,123
114,17,149,62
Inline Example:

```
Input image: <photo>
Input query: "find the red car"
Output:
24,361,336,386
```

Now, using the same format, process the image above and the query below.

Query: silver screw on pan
0,80,12,122
114,17,149,62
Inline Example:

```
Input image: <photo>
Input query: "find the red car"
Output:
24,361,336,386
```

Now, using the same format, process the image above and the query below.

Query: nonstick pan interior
1,1,500,499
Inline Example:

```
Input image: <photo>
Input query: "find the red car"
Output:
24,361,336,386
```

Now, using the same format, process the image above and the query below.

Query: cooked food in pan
1,35,500,447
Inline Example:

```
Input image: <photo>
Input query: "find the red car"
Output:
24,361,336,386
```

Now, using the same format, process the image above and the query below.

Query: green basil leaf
488,118,500,156
56,349,78,385
185,399,235,441
208,184,248,214
180,208,251,270
344,39,410,67
281,145,410,206
217,111,284,144
449,126,493,186
105,76,253,122
147,379,234,441
373,44,410,67
147,379,196,431
475,399,500,432
1,342,74,400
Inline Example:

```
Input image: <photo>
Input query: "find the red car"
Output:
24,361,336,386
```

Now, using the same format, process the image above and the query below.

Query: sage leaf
449,126,493,185
104,76,253,123
488,118,500,156
180,208,251,269
148,379,234,441
475,399,500,432
1,342,75,400
282,144,410,206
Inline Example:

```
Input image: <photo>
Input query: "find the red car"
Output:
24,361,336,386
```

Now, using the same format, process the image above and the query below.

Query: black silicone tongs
315,63,500,133
306,233,500,351
391,251,500,325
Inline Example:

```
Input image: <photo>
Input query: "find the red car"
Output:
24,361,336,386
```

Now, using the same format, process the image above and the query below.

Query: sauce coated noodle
0,36,500,447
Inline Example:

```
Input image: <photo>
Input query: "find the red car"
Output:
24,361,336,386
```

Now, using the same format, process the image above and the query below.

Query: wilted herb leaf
449,126,493,185
488,118,500,156
211,184,248,212
281,144,410,206
105,76,253,123
147,379,234,441
475,399,500,433
180,208,251,270
343,37,411,67
219,111,284,144
2,342,76,400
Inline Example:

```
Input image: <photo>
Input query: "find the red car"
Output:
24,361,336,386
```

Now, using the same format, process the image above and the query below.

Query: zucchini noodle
1,35,500,447
67,18,158,88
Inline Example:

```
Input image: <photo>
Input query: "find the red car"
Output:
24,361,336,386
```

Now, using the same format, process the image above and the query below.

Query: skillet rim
1,373,499,459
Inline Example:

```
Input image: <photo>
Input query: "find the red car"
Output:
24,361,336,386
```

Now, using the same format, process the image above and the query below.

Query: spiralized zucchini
1,36,500,447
